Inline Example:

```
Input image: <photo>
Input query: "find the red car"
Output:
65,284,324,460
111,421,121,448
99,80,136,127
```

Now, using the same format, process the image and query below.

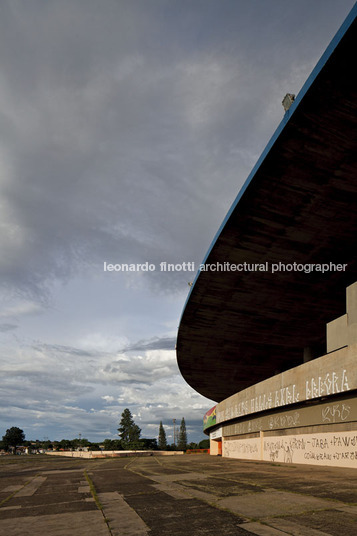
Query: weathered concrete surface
0,454,356,535
0,511,109,536
243,520,332,536
16,475,47,497
216,343,357,426
218,490,338,518
98,491,149,536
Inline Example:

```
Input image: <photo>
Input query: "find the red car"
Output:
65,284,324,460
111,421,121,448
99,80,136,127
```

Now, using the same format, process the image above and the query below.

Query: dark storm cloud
31,342,94,358
1,0,353,302
121,336,176,353
0,323,18,332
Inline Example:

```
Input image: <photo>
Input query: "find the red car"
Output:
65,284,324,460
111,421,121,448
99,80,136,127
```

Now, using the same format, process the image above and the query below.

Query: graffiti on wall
306,370,349,400
224,431,357,467
268,411,300,430
265,431,357,467
264,437,306,463
223,437,260,460
217,366,351,424
321,403,351,423
222,395,357,438
264,432,357,466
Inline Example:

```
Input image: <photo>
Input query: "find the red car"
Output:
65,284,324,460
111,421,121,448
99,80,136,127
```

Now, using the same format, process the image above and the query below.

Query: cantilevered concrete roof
176,6,357,403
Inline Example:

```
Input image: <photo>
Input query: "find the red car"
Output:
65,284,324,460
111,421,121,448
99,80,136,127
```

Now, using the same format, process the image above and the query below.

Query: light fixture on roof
282,93,295,111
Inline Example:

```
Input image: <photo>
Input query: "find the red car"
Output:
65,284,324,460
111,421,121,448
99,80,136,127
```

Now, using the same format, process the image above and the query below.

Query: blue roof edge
178,2,357,325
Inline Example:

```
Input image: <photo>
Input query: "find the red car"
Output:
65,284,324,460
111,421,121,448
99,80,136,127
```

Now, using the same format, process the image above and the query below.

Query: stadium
176,5,357,468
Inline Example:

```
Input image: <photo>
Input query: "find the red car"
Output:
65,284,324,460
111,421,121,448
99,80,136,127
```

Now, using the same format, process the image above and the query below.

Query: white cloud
0,332,213,441
102,395,115,403
0,301,44,318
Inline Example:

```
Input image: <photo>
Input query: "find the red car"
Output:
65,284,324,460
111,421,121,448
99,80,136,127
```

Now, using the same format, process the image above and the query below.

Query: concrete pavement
0,454,356,535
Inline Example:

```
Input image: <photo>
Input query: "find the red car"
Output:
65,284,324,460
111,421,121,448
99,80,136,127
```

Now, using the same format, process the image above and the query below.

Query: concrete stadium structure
176,5,357,468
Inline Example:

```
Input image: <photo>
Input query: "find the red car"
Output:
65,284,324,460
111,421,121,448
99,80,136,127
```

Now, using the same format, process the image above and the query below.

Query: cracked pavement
0,454,356,535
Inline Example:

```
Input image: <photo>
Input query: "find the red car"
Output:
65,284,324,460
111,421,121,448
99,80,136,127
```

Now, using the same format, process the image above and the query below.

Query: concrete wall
216,343,356,425
222,394,357,437
208,284,357,468
210,440,221,456
326,314,348,353
327,281,357,351
223,429,357,468
209,343,357,467
46,450,184,459
216,394,357,468
209,344,357,468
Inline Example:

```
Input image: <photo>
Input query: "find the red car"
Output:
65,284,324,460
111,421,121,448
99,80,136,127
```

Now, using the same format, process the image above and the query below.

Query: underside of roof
176,8,357,403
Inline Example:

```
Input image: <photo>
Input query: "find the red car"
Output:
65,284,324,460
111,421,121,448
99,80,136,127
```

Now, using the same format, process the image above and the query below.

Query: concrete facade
223,430,357,467
327,282,357,351
206,283,357,468
216,343,355,425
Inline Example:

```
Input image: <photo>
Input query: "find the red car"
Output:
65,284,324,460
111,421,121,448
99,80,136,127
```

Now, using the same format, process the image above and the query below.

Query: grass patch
0,478,33,507
83,470,112,535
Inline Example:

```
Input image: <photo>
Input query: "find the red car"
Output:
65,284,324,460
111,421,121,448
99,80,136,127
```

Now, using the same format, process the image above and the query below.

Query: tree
103,439,122,451
2,427,25,454
158,421,167,450
72,437,90,450
199,439,210,449
140,438,158,450
42,440,53,451
177,417,187,451
58,439,74,450
118,408,141,449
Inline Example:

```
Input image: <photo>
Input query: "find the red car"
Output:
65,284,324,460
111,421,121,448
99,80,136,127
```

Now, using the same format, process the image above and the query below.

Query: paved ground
0,454,356,535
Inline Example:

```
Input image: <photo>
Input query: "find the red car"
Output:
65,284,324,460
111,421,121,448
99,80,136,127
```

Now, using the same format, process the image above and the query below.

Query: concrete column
303,347,313,363
347,282,357,346
327,315,348,352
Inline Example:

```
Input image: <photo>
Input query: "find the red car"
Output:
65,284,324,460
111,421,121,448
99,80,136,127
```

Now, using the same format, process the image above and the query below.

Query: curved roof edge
179,2,357,322
177,4,357,402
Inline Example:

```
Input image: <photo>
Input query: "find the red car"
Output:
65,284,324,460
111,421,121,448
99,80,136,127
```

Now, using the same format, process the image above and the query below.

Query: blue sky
0,0,355,444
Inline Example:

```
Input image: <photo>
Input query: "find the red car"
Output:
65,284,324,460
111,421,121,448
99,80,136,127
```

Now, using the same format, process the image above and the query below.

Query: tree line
1,409,209,454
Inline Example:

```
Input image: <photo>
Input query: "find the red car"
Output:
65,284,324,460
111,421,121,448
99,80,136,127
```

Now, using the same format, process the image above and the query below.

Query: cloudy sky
0,0,355,444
